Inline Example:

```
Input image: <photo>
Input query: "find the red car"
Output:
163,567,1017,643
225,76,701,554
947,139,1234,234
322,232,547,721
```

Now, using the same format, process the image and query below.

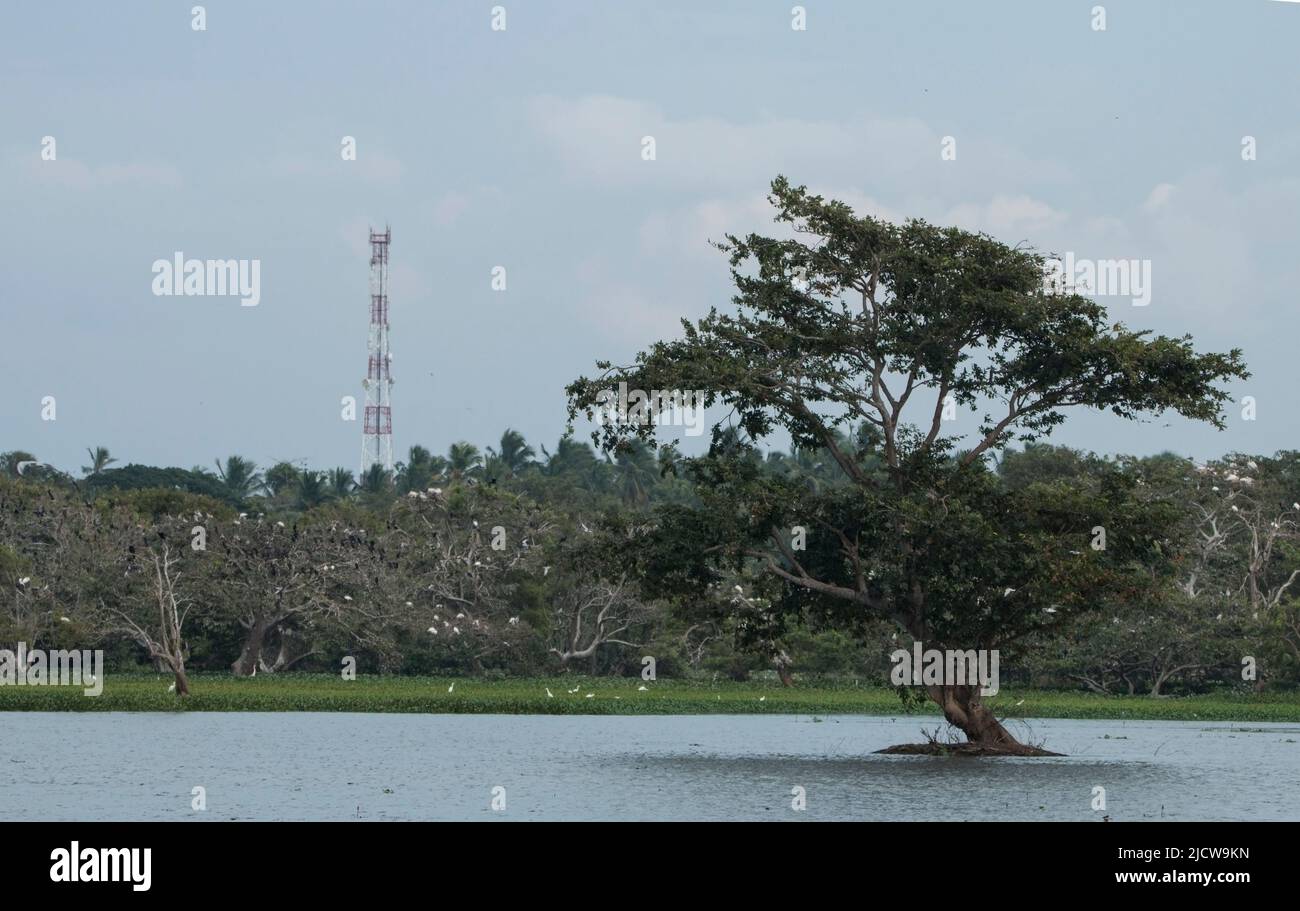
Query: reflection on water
3,713,1296,821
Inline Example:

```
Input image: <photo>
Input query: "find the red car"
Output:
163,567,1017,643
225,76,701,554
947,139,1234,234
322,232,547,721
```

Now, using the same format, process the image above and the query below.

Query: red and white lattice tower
361,227,394,475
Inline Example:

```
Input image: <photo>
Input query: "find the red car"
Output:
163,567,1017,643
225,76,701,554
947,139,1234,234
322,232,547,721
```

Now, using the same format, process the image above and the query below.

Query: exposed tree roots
875,742,1064,757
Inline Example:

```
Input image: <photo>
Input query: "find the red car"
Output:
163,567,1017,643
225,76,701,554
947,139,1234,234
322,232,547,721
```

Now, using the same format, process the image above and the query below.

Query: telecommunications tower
361,226,394,476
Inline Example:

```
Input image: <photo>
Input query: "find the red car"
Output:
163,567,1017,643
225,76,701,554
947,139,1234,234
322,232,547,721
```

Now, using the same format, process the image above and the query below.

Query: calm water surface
3,713,1297,821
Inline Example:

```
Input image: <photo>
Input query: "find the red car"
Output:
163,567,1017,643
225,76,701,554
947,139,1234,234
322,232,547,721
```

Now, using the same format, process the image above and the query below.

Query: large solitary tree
568,177,1248,753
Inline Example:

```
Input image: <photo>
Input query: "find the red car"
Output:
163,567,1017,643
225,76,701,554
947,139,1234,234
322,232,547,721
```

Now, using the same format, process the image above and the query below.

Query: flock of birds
434,682,658,699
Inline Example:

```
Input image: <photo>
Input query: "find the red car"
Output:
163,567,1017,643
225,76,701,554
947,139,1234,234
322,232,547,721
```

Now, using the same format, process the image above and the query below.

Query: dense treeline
3,434,1299,694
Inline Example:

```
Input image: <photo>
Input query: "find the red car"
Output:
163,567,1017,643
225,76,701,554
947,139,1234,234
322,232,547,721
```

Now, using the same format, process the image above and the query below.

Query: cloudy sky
3,1,1299,475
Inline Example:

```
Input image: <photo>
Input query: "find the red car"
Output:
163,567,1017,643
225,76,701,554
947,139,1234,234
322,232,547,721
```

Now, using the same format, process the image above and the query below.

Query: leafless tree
681,622,722,669
549,575,649,665
100,544,194,695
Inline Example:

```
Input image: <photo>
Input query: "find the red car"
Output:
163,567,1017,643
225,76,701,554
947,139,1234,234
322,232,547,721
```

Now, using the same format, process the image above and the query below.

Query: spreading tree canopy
568,177,1248,751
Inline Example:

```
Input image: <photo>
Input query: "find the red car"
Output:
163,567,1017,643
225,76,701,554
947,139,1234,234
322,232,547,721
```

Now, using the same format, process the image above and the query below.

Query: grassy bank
2,673,1299,721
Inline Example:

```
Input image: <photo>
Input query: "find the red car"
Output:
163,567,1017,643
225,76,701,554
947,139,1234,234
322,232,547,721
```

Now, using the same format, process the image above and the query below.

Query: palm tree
764,449,793,474
447,442,482,481
541,436,597,477
789,445,827,492
481,453,509,487
776,427,862,491
359,463,391,495
262,461,300,498
399,445,438,493
610,440,658,507
328,467,356,498
540,436,609,491
82,446,118,477
428,454,449,482
487,428,536,476
214,455,262,502
295,470,331,509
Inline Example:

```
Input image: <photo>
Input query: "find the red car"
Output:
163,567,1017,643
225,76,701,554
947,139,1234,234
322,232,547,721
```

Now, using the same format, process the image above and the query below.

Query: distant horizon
10,433,1295,482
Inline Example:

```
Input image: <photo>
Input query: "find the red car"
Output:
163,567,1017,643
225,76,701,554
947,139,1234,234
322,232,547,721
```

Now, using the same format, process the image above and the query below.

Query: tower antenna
361,226,394,476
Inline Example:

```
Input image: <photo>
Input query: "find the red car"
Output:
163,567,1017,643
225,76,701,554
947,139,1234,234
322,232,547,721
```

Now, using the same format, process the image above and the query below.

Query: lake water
4,713,1297,821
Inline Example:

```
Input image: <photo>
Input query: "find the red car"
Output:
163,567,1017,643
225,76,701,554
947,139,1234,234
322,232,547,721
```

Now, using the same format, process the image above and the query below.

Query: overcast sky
3,1,1299,475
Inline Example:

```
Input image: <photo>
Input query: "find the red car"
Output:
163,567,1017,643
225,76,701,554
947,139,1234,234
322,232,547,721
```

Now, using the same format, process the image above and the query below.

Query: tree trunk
267,630,314,673
172,664,190,697
926,683,1018,747
773,651,794,687
232,617,269,676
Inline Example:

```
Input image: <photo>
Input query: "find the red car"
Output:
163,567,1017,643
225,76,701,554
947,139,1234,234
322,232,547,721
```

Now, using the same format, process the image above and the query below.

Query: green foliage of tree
86,464,231,502
262,461,301,499
567,177,1249,747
